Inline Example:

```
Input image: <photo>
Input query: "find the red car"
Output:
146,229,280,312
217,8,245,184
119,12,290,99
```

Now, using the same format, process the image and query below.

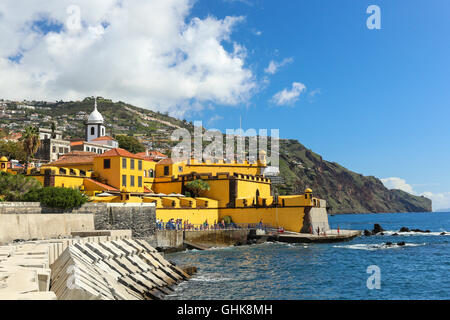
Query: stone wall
94,203,156,239
0,202,107,214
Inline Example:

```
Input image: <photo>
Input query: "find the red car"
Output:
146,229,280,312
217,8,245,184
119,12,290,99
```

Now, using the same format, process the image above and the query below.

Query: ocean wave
382,231,449,236
333,242,426,251
190,275,235,283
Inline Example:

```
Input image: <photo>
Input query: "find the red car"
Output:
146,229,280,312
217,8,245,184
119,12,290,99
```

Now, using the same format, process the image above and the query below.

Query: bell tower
86,97,106,142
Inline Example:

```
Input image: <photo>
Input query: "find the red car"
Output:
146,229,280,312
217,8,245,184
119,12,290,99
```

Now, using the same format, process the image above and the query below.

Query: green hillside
0,98,432,213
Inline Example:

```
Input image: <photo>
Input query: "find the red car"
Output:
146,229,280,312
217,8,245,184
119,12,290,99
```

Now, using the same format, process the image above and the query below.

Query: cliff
276,139,432,213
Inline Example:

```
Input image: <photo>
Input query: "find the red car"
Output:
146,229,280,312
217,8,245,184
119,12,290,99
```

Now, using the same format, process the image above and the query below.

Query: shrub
22,187,89,210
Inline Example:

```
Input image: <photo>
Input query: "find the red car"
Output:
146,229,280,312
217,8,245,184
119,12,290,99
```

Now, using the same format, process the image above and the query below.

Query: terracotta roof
91,135,115,142
48,151,96,165
136,151,167,159
157,158,175,165
94,148,147,160
85,178,119,192
70,141,84,146
144,186,154,193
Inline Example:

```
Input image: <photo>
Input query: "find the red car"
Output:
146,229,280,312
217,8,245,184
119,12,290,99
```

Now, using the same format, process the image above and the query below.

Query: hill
0,97,432,213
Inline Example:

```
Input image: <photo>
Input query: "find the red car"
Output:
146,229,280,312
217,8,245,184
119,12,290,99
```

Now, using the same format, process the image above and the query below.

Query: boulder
392,233,399,236
364,230,372,236
399,227,410,233
372,224,384,234
397,241,406,246
385,242,393,246
440,232,446,236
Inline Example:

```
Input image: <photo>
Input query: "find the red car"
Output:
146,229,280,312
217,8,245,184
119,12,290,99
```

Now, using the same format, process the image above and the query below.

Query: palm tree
20,126,40,172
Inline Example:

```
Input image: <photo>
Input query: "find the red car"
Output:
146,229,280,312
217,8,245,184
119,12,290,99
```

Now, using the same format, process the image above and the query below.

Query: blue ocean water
165,212,450,300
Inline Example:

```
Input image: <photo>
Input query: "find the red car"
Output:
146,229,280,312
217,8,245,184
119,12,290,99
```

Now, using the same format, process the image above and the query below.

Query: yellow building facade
5,147,327,232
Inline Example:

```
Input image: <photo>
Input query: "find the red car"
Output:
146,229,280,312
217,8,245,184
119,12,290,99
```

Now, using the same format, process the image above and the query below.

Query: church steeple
86,96,106,142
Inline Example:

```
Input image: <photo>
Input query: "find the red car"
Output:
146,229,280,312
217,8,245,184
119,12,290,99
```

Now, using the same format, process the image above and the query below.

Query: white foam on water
382,230,449,236
190,275,234,283
333,242,426,251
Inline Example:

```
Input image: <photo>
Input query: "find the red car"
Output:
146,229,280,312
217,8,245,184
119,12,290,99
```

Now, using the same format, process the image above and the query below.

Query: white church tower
86,97,106,142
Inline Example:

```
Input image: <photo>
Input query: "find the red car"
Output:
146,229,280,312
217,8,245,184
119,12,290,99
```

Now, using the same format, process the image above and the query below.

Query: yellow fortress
1,102,330,233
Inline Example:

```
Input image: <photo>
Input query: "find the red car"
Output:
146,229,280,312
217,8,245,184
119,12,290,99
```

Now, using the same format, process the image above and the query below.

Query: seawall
0,202,157,245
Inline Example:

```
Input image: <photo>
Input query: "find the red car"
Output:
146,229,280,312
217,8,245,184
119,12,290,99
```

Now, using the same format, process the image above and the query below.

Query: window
91,127,95,135
92,148,96,153
144,171,147,177
130,175,135,187
149,169,154,178
86,147,90,152
103,159,111,169
102,128,105,136
52,146,56,153
122,175,127,186
122,158,127,169
64,148,69,153
164,166,170,176
59,147,64,153
138,160,142,171
138,176,142,187
178,166,183,173
130,159,135,170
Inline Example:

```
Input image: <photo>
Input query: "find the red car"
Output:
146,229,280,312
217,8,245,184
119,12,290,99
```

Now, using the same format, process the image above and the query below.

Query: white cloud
271,82,306,106
381,177,415,194
420,192,450,211
207,114,223,126
0,0,256,117
264,57,293,75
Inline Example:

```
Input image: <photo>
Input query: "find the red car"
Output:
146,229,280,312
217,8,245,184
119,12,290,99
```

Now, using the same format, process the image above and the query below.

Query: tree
20,126,40,171
22,187,89,210
0,140,27,162
0,172,42,201
116,135,146,153
185,179,210,198
51,122,56,139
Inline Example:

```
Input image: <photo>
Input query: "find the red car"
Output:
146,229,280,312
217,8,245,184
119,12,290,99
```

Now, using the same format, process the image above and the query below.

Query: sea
164,212,450,300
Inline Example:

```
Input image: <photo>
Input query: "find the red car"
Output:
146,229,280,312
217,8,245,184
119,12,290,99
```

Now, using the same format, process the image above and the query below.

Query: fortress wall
94,203,156,239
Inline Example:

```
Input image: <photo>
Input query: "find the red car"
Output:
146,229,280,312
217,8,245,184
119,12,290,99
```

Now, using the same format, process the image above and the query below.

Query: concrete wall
0,213,94,244
94,203,156,239
184,229,248,247
0,202,157,244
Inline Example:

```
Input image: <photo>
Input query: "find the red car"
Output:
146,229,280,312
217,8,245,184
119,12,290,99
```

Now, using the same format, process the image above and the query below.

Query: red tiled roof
157,158,175,165
70,141,84,146
85,178,119,192
48,151,96,165
91,135,115,142
94,148,147,160
136,151,167,159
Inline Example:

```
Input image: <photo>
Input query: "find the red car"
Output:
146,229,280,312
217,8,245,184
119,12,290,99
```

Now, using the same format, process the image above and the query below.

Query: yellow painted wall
156,208,219,225
219,207,306,233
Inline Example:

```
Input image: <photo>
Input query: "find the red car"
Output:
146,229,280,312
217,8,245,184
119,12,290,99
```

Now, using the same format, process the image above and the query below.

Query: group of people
156,218,232,231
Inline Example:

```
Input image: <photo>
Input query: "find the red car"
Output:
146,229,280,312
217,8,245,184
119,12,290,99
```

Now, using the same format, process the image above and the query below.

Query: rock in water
397,242,406,246
386,242,393,246
399,227,410,233
392,233,399,236
364,230,372,237
440,232,446,236
372,224,384,234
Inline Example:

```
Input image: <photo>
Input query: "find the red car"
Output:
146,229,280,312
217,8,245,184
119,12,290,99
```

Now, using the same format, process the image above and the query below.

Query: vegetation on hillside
115,135,146,153
0,172,42,201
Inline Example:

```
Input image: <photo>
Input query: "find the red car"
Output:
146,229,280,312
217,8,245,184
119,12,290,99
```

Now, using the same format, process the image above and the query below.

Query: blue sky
182,0,450,207
0,0,449,208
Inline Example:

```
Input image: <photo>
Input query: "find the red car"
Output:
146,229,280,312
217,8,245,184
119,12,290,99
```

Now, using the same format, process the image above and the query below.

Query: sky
0,0,449,209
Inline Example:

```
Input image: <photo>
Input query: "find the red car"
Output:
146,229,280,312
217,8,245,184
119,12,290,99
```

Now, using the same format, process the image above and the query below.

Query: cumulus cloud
264,57,293,74
271,82,306,106
381,177,415,194
0,0,256,116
